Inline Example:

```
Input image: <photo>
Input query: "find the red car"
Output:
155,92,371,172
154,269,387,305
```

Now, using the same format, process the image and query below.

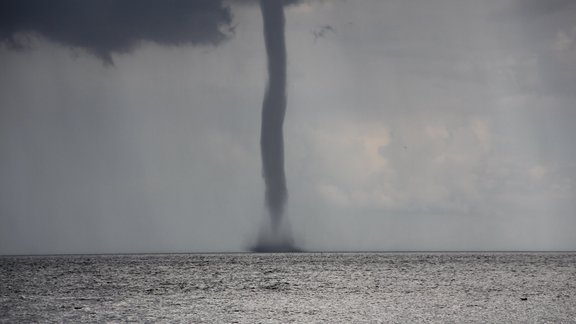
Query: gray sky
1,0,575,254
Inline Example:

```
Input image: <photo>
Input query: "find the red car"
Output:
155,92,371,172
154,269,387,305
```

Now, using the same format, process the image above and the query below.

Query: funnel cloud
253,0,300,252
259,0,288,229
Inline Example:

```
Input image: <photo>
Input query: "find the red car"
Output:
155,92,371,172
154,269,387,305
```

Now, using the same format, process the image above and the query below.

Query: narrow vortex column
260,0,288,233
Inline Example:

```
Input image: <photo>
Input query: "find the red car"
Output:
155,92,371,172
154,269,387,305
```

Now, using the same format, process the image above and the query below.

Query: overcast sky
1,0,575,254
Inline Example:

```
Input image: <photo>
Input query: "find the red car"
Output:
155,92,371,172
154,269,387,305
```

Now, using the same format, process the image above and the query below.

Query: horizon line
2,250,576,257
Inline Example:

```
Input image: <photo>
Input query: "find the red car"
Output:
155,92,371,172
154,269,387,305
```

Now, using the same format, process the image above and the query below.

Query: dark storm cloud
490,0,576,96
517,0,576,96
515,0,576,16
0,0,233,64
233,0,303,7
511,0,576,38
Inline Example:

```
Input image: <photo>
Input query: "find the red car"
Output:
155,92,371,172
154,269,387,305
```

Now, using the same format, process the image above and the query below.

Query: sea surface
1,253,575,323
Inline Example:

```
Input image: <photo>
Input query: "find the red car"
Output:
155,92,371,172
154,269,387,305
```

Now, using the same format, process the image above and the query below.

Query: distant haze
1,0,575,254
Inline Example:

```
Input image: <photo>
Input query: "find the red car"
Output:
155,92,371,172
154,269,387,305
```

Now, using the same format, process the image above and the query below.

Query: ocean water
1,253,575,323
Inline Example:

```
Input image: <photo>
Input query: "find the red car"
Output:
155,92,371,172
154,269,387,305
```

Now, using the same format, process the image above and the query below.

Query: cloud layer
0,0,233,63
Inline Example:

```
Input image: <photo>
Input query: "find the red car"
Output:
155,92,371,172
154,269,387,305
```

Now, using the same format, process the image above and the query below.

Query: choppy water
1,253,575,323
